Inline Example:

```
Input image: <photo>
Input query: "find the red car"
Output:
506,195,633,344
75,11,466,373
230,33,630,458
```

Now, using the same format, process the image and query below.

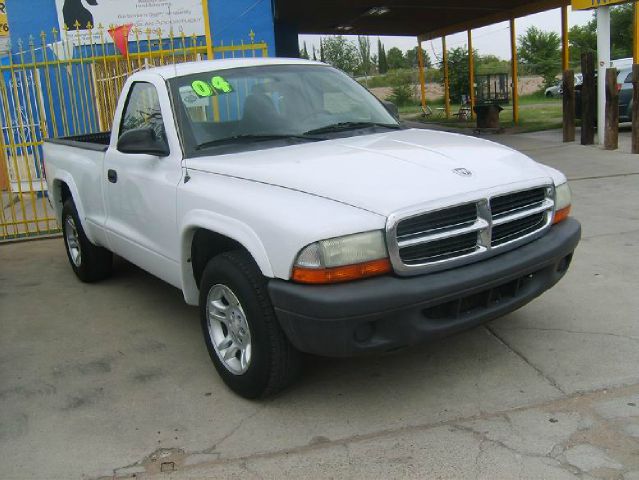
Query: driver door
103,80,184,287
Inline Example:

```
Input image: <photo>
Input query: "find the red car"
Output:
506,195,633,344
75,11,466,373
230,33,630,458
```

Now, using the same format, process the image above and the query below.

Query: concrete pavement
1,129,639,479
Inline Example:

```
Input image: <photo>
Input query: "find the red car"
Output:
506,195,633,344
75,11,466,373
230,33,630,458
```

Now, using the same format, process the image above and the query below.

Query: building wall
5,0,277,55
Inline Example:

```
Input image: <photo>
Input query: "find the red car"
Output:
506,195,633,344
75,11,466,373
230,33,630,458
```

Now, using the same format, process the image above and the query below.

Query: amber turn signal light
292,258,392,284
553,206,571,225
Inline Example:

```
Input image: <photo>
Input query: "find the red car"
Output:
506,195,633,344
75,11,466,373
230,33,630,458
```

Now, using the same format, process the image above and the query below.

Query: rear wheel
62,199,113,282
199,250,301,399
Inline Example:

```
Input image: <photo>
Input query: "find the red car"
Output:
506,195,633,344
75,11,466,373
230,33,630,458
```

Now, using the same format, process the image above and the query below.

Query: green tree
357,36,372,75
442,46,471,103
568,4,632,67
386,47,407,70
610,4,633,59
378,39,388,74
388,70,415,106
405,46,431,69
569,20,596,66
322,36,360,74
299,41,309,60
477,54,510,75
517,26,561,88
320,38,325,62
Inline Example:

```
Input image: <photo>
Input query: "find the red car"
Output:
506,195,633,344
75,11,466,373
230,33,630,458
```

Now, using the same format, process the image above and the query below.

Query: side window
625,72,633,84
119,82,165,140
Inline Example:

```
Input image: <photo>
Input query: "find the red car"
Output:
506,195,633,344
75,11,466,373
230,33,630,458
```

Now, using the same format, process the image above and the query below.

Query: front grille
492,212,546,246
389,185,554,275
400,232,478,265
491,188,546,218
397,203,477,239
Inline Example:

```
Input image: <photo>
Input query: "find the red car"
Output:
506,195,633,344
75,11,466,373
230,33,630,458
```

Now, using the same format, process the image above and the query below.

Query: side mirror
117,127,170,157
381,100,400,121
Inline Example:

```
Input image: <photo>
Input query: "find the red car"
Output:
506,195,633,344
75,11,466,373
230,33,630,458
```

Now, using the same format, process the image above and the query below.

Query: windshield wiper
196,134,324,150
303,122,400,135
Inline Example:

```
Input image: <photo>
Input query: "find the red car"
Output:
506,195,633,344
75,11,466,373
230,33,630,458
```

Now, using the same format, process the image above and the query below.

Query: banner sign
0,1,9,37
54,0,205,43
571,0,632,10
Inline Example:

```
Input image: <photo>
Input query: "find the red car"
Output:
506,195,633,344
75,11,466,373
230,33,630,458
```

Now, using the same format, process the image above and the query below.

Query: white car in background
545,73,583,98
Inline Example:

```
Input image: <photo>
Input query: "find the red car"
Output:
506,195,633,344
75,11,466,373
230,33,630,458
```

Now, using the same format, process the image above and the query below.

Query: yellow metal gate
0,26,268,241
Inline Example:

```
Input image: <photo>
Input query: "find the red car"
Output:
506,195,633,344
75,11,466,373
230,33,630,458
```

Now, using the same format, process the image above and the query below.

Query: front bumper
268,218,581,357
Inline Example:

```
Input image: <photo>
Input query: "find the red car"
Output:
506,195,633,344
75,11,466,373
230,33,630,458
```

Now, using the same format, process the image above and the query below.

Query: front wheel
199,251,301,399
61,199,113,282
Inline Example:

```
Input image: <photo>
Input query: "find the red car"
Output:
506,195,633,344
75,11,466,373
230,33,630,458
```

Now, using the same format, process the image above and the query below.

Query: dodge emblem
453,168,473,177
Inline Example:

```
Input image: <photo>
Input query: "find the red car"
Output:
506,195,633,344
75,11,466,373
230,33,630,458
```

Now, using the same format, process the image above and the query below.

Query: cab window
119,82,166,141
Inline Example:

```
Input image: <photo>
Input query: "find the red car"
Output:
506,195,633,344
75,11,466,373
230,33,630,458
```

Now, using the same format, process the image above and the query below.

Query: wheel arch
51,174,90,234
180,210,274,305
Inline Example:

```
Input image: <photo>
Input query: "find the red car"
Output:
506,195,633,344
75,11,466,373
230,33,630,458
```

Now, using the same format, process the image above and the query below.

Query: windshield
169,64,399,155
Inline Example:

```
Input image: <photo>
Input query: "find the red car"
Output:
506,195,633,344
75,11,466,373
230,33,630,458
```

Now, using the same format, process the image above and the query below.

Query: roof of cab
142,57,328,80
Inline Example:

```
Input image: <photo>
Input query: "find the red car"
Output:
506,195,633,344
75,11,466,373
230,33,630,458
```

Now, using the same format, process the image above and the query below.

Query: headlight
553,182,572,224
292,231,391,284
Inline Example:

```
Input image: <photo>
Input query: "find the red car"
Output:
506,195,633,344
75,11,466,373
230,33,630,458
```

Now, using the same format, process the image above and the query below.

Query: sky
299,7,595,61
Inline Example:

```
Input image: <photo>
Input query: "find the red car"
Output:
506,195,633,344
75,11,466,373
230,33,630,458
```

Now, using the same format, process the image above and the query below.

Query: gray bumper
268,218,581,357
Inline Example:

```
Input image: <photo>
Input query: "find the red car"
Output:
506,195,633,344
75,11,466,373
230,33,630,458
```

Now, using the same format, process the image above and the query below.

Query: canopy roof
273,0,570,40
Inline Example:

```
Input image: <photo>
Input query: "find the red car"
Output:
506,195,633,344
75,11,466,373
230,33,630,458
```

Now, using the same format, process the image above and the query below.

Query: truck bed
45,132,111,152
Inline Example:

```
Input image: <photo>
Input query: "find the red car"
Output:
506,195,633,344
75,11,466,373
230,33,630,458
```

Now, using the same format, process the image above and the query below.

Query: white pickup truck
44,58,580,398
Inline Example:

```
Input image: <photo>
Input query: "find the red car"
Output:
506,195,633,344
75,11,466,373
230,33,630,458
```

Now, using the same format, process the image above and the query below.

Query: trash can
473,103,504,129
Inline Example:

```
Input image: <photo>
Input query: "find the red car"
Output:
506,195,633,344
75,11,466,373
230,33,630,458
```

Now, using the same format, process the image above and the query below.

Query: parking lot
1,128,639,479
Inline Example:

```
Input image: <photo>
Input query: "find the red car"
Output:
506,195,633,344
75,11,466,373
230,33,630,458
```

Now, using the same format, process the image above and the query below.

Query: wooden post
468,29,476,119
510,18,519,125
562,70,575,142
442,36,451,118
581,52,596,146
604,68,619,150
417,39,428,114
632,64,639,154
561,6,570,72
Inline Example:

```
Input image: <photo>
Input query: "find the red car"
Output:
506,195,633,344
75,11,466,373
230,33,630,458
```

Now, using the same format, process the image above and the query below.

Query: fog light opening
354,322,376,343
557,254,573,273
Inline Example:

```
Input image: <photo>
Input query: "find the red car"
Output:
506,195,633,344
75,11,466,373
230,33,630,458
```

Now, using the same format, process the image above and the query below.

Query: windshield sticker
190,76,234,97
179,86,210,108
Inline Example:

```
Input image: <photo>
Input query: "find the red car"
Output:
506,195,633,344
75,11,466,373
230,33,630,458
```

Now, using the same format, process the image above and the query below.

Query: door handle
107,169,118,183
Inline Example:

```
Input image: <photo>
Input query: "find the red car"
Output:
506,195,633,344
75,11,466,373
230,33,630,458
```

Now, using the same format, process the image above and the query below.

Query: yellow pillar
634,1,639,64
417,39,428,113
442,36,451,119
468,29,476,119
510,18,519,126
202,0,214,59
561,5,570,71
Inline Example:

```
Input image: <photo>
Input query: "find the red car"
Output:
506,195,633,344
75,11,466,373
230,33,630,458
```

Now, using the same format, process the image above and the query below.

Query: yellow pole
510,18,519,126
468,29,476,119
442,36,450,118
417,38,427,113
202,0,214,59
562,5,570,71
634,1,639,64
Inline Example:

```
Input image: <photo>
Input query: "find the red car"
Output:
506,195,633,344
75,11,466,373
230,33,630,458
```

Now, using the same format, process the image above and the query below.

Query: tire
199,250,301,399
546,91,553,98
61,198,113,282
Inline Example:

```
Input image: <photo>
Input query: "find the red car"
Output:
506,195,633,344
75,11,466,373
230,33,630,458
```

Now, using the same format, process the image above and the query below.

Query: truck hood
186,128,556,216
